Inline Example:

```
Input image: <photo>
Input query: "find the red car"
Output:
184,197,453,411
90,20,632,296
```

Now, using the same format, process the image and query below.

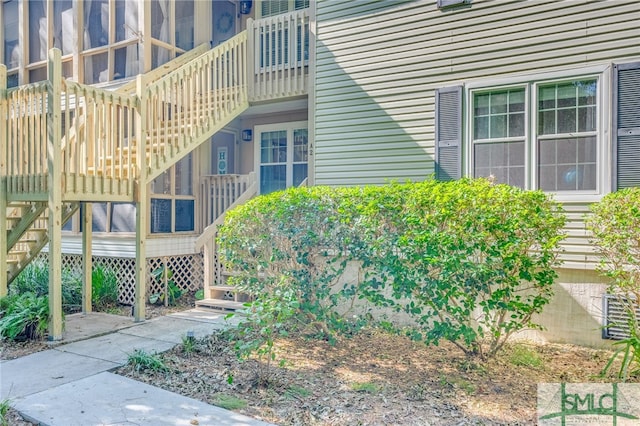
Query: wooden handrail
115,43,210,95
142,31,249,182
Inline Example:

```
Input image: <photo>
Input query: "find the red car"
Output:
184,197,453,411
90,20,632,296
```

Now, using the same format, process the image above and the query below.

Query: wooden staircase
1,32,249,305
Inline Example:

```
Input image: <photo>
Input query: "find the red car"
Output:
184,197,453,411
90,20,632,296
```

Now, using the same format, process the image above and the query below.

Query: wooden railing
3,81,49,193
200,172,256,229
248,9,310,101
61,80,137,197
143,32,248,182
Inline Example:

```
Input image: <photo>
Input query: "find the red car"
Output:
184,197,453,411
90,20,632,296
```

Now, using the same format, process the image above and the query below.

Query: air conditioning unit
602,294,640,340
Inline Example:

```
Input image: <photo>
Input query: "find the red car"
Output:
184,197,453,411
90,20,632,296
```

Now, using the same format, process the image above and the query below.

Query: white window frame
464,65,611,203
254,121,308,195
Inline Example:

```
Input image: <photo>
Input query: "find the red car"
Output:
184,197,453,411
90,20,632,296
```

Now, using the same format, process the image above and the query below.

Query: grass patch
350,381,380,394
0,399,10,426
212,393,247,410
509,344,544,368
284,385,311,399
127,349,169,373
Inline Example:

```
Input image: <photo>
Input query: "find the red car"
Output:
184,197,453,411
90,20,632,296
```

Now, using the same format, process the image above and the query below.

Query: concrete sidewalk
0,309,274,426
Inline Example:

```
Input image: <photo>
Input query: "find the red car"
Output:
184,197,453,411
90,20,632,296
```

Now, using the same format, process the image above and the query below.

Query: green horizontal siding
314,0,640,186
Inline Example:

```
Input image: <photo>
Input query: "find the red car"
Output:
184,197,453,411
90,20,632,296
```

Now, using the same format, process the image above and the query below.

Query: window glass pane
7,73,18,88
293,164,307,187
53,1,73,55
539,86,556,110
116,0,138,42
175,155,192,196
293,129,308,162
261,131,287,163
84,0,109,49
508,89,525,112
110,203,136,232
537,136,596,191
175,0,194,51
114,45,138,79
175,200,195,232
153,45,172,68
557,108,576,133
473,142,525,188
474,116,489,140
28,0,47,63
556,83,576,108
474,93,489,116
490,92,507,114
3,0,19,68
295,0,310,10
490,115,507,139
538,110,556,135
508,112,525,137
84,53,109,84
260,165,286,194
474,89,524,140
91,203,108,232
578,106,597,132
151,170,171,194
578,80,597,106
29,66,47,83
151,199,172,233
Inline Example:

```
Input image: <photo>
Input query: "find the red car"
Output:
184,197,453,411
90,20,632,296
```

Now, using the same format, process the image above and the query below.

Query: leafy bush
91,265,119,310
149,266,182,306
9,261,82,311
588,187,640,379
382,179,565,358
0,292,50,341
218,179,565,359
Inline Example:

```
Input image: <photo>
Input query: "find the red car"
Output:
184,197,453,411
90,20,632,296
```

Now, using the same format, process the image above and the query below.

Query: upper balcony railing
247,9,310,101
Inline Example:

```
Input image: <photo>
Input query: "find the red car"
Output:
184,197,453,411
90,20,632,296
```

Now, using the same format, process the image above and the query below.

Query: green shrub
9,261,82,311
588,188,640,379
0,292,50,341
382,179,565,358
92,265,119,310
218,179,565,359
149,266,182,306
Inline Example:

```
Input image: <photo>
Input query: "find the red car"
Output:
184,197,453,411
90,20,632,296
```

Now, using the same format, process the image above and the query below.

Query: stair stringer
7,202,79,285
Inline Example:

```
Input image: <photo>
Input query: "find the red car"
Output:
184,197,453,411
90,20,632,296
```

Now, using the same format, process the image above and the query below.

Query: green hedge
218,178,565,358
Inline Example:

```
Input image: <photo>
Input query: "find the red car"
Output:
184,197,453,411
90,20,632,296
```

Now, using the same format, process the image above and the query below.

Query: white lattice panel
37,253,203,305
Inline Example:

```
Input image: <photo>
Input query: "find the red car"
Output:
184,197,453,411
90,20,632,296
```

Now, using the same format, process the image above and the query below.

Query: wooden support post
47,49,63,340
134,74,147,322
82,203,93,313
0,64,7,298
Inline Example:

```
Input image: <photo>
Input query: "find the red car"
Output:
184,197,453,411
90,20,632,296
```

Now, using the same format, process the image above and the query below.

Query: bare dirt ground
116,327,624,426
2,299,631,426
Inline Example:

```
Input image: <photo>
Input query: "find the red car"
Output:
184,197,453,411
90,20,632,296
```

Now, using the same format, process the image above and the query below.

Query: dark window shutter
435,86,463,181
613,62,640,190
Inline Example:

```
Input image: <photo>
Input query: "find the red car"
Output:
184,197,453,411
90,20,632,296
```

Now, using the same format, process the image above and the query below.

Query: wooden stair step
195,299,246,312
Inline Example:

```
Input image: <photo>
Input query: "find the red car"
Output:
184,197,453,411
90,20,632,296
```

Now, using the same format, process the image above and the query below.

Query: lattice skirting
36,253,204,305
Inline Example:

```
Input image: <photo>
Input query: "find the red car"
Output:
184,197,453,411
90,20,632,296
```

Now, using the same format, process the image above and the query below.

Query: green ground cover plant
218,178,565,360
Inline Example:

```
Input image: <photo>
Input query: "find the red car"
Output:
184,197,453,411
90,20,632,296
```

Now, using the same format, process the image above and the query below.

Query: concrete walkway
0,309,274,426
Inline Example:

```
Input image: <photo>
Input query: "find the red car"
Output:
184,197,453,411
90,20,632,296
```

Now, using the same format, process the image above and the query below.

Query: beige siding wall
315,0,640,272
